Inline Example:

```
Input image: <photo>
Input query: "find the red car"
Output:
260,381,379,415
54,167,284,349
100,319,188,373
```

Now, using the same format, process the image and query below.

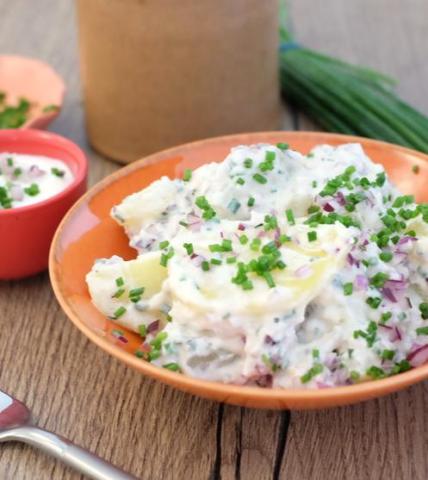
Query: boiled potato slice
86,251,168,332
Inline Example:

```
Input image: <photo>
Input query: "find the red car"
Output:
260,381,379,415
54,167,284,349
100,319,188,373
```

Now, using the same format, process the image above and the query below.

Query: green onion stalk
279,3,428,153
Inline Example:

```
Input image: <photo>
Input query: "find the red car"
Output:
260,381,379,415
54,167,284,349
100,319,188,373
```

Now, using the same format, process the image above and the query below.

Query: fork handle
0,426,138,480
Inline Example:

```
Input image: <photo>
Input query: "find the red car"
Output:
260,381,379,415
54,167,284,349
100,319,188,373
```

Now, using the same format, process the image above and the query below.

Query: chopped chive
416,326,428,336
163,363,181,372
366,297,382,309
247,196,255,207
366,365,385,379
370,272,389,288
183,243,194,255
51,167,65,178
264,214,278,231
307,231,317,242
150,331,168,350
113,306,126,319
210,258,222,266
343,282,353,296
239,234,249,245
263,271,275,288
129,287,145,298
244,158,253,168
159,240,169,249
183,168,192,181
300,363,323,383
380,312,392,324
13,167,22,177
160,247,174,267
250,238,261,251
278,234,291,244
201,261,210,271
253,173,267,184
6,157,13,167
307,205,320,214
138,324,147,337
226,256,237,264
276,142,289,150
148,350,161,361
381,349,395,360
236,177,245,185
112,288,125,298
420,303,428,320
379,251,393,262
115,277,125,287
24,183,40,196
286,208,295,225
242,279,254,290
276,260,286,269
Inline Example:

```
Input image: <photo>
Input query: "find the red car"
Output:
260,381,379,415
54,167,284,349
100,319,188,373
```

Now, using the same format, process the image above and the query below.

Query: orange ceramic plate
49,132,428,410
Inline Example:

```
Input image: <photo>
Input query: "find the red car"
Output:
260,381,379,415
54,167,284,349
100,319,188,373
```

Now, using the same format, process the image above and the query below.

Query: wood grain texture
0,0,427,479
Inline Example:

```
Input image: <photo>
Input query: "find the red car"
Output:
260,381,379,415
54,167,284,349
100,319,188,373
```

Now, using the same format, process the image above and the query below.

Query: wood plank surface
0,1,427,479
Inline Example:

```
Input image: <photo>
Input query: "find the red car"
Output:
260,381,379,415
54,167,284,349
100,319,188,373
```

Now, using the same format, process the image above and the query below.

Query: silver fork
0,389,137,479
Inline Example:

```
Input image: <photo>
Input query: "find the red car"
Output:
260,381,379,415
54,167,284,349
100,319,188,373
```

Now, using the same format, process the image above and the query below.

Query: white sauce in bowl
0,152,74,209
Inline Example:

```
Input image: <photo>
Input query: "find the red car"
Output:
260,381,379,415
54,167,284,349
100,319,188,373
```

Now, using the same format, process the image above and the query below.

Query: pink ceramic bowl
0,55,65,130
0,129,87,279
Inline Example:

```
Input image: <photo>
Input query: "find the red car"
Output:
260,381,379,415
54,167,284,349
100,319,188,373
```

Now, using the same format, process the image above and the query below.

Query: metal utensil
0,389,137,479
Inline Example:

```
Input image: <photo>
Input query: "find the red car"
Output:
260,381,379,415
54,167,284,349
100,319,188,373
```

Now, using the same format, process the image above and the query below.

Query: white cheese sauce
87,143,428,388
0,152,74,209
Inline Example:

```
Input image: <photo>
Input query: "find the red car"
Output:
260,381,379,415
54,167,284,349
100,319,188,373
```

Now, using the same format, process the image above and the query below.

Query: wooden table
1,1,428,478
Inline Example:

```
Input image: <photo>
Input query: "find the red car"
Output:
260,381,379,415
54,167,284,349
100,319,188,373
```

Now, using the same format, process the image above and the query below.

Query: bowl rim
0,129,87,216
49,130,428,406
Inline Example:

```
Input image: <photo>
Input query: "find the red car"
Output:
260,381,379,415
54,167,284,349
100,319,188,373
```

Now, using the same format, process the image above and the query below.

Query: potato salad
86,143,428,388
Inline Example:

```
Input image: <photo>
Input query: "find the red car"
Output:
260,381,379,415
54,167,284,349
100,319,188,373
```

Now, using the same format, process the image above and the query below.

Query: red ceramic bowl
0,130,87,279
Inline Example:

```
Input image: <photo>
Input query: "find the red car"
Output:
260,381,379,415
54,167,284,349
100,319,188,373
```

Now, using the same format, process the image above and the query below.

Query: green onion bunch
279,5,428,153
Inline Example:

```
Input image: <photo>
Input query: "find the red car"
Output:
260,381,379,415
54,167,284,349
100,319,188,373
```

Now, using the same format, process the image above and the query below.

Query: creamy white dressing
0,152,74,209
87,143,428,389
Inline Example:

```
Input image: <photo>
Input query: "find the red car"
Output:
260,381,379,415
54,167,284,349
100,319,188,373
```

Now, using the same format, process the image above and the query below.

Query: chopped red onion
190,254,205,267
9,184,24,201
29,164,45,178
347,253,360,267
407,344,428,367
323,202,335,212
255,374,273,388
354,274,368,291
315,381,331,389
294,265,313,279
381,287,397,303
147,320,160,334
238,223,246,231
324,353,339,370
398,236,418,246
384,278,407,291
335,191,346,206
390,326,402,342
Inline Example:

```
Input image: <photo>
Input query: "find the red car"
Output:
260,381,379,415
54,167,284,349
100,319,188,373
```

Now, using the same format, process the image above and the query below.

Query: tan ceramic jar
76,0,281,163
